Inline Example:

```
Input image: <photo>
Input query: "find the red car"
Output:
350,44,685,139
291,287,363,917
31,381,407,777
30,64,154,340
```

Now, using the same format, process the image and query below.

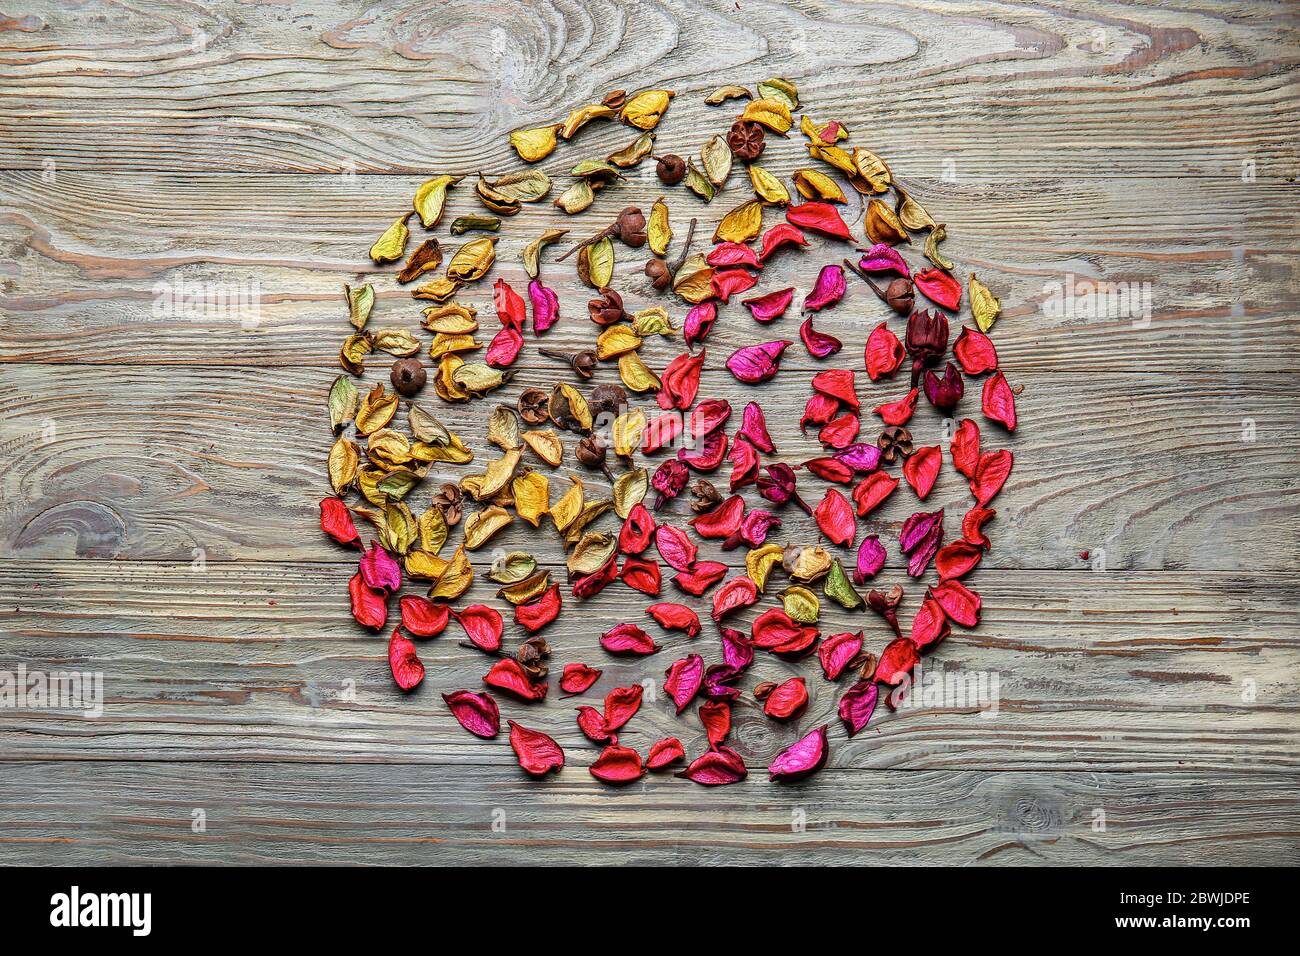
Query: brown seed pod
655,154,686,185
390,358,426,397
726,120,765,161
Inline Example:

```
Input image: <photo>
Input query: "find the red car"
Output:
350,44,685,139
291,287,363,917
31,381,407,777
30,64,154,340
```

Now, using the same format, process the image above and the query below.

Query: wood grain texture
1,0,1297,866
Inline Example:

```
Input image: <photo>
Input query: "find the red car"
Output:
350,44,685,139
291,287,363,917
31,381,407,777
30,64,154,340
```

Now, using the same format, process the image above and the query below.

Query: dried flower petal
484,658,548,701
652,460,691,510
683,302,717,347
900,509,945,578
453,604,504,652
814,488,856,546
969,274,1001,333
853,534,887,584
763,677,809,720
726,340,791,384
619,503,656,555
818,413,860,450
663,654,705,713
954,326,998,375
858,243,910,277
876,637,920,685
728,437,760,490
758,222,809,262
672,561,728,596
603,685,644,732
800,316,842,359
970,449,1013,506
658,350,707,410
508,720,564,777
646,737,686,770
768,725,829,782
936,540,983,581
803,264,846,312
914,268,962,311
689,494,745,539
677,746,747,786
515,583,562,632
646,602,702,637
834,442,882,473
399,595,449,637
600,623,660,656
711,267,759,303
560,663,601,695
528,279,560,335
951,418,981,479
865,322,906,383
348,573,388,631
742,287,795,323
903,445,942,500
786,202,852,240
388,629,424,691
443,690,500,738
838,680,878,736
820,631,864,681
710,576,759,622
910,593,950,650
874,388,918,426
320,497,361,548
963,506,996,550
621,556,663,595
590,744,645,784
982,370,1018,431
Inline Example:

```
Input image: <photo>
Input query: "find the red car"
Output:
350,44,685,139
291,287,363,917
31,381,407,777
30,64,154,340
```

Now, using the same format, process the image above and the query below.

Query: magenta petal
726,340,792,384
768,725,830,781
719,626,754,671
359,542,401,594
900,509,945,578
684,301,717,348
663,654,705,713
485,326,523,367
853,535,886,584
527,279,559,334
802,264,846,312
838,681,879,736
742,287,795,323
834,442,882,473
799,315,842,359
859,242,910,277
738,402,775,453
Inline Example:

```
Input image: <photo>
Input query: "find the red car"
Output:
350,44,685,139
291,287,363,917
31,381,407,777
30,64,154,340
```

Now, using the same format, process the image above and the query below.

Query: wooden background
1,0,1297,866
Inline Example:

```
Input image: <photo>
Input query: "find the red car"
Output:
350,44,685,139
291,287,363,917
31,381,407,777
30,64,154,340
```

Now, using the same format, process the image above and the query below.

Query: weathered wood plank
1,564,1295,769
0,366,1294,569
0,762,1295,865
0,1,1294,178
1,172,1294,371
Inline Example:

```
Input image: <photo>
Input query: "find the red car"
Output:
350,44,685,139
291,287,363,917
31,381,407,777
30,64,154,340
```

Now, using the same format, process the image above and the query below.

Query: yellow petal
462,505,513,550
970,274,1002,333
355,383,398,435
713,199,764,243
328,437,359,494
791,168,845,203
550,477,584,533
512,471,550,527
429,545,473,599
446,237,497,282
618,351,661,393
648,196,672,257
619,89,674,130
612,468,648,519
748,164,790,205
412,175,461,228
509,124,560,163
369,213,412,264
740,98,792,134
595,323,643,360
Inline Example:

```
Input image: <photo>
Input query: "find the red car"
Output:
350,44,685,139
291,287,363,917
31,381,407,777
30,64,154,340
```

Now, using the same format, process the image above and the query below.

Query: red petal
514,583,562,632
913,268,962,311
398,595,449,637
786,201,852,240
571,554,619,599
819,630,864,681
642,410,685,453
485,325,524,368
671,561,728,596
817,412,860,449
663,654,705,713
935,540,984,580
348,573,388,631
762,677,809,720
620,556,662,595
950,418,981,479
559,663,601,695
710,576,759,622
508,720,564,777
853,472,899,516
600,624,660,656
814,487,856,547
646,737,686,770
962,506,996,550
453,604,504,652
657,351,706,410
982,370,1018,431
903,445,942,500
589,744,645,784
388,629,424,691
874,388,918,426
803,457,856,483
645,602,702,636
742,286,795,323
711,267,759,303
954,326,998,374
970,449,1013,506
910,595,950,650
699,701,732,748
931,580,982,627
493,277,526,330
708,242,761,269
689,494,745,538
654,524,698,571
603,685,644,731
484,658,548,701
876,637,920,685
758,222,809,262
320,497,361,548
865,322,905,381
676,746,747,785
442,690,499,738
768,725,829,782
811,368,858,408
618,502,656,554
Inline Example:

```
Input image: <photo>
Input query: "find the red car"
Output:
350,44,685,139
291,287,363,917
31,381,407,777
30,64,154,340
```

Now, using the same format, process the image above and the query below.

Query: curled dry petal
903,445,942,500
484,658,548,701
689,398,733,439
932,579,982,628
804,457,854,483
399,595,449,637
900,509,945,578
726,340,792,384
758,222,809,261
710,576,759,622
663,654,705,713
853,472,898,516
707,242,761,268
820,631,864,681
494,278,526,329
742,287,795,323
576,705,612,743
646,737,686,770
515,583,562,632
730,509,781,549
799,316,842,359
320,497,361,548
971,449,1013,506
388,629,425,691
738,402,775,452
803,264,846,312
677,745,747,786
910,593,950,650
802,391,839,431
348,573,388,631
671,560,728,596
508,720,564,777
443,690,500,738
485,325,524,368
643,411,684,454
619,502,656,554
590,744,645,784
923,362,965,412
699,700,732,749
835,442,881,473
621,556,662,595
603,684,644,731
982,370,1018,431
838,680,878,736
689,494,745,538
962,506,996,550
454,604,504,652
865,322,905,381
858,242,909,277
704,665,744,701
811,367,859,408
712,267,759,302
763,676,809,720
876,637,920,685
527,279,560,334
853,535,887,584
719,627,754,670
560,663,601,695
954,326,998,375
818,413,859,449
786,202,852,240
874,388,919,426
654,524,698,571
646,602,702,636
768,725,829,782
751,607,819,653
951,418,981,479
913,268,962,311
572,554,619,599
600,623,660,655
360,542,401,595
728,437,760,490
683,302,717,347
658,350,706,410
814,487,856,547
